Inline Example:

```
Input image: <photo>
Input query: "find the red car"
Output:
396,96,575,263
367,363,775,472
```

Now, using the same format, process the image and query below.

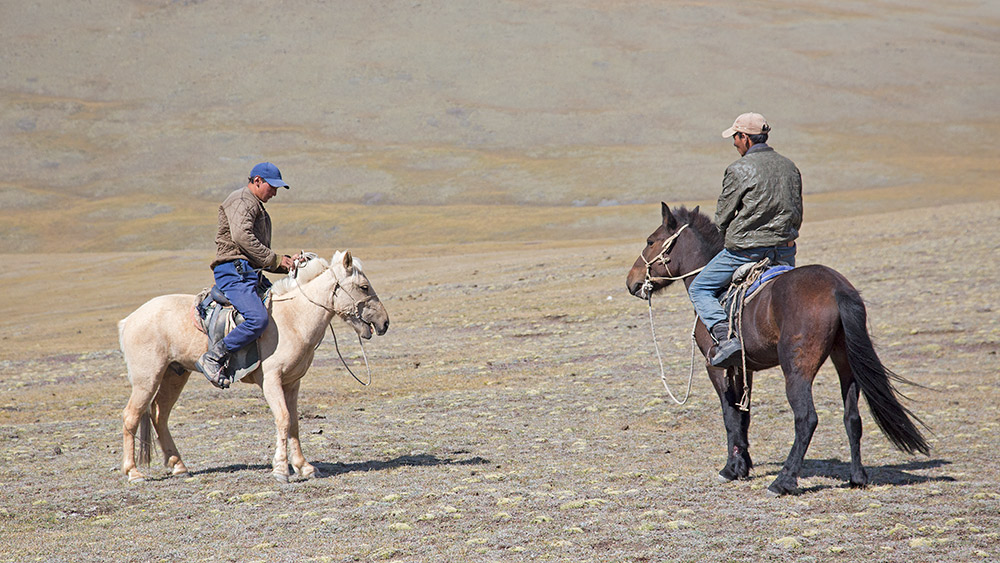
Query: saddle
720,258,794,317
193,285,271,382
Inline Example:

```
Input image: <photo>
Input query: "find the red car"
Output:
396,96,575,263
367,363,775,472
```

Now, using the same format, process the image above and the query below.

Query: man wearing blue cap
196,162,296,388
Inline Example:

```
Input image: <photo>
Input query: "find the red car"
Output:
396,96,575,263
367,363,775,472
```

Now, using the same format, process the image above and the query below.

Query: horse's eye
360,285,370,292
646,239,654,247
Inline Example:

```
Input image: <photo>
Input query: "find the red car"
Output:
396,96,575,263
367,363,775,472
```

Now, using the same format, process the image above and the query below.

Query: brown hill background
2,0,998,253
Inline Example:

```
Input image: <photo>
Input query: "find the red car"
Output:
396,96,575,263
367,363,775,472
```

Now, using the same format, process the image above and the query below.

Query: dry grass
2,200,998,562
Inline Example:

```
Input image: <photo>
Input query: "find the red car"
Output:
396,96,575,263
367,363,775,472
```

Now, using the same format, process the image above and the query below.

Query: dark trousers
213,259,269,352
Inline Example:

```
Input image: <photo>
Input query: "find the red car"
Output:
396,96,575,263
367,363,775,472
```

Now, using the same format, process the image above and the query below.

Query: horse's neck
276,277,337,339
678,246,716,292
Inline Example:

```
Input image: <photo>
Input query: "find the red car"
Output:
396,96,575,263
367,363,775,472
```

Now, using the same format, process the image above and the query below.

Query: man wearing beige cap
689,112,803,368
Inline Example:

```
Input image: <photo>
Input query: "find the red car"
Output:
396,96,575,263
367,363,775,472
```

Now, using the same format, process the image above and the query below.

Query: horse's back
121,294,198,332
120,294,204,373
770,264,855,298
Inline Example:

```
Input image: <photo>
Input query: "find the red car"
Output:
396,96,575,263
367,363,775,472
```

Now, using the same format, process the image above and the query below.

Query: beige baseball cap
722,112,770,138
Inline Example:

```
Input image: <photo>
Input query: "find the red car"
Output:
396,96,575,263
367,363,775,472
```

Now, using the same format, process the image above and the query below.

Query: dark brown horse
626,203,928,496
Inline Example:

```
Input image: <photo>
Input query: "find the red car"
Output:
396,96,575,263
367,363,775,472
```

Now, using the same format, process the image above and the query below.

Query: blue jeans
689,245,797,330
213,259,270,352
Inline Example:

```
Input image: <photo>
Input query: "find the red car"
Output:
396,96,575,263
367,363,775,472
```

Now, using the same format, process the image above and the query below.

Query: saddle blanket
721,265,794,311
744,265,793,297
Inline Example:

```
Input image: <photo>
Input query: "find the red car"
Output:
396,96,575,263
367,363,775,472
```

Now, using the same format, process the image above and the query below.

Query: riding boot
709,322,742,369
196,340,232,389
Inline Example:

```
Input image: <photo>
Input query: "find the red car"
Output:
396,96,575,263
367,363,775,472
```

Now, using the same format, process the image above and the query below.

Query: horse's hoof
767,483,798,497
718,472,735,483
127,475,146,484
272,472,289,483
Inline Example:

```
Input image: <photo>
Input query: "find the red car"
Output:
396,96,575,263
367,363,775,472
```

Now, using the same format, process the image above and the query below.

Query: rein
638,223,704,404
273,253,375,386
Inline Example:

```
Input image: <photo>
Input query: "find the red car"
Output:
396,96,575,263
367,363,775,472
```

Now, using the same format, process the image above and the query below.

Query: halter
639,224,704,297
637,223,706,404
278,252,376,385
286,253,374,322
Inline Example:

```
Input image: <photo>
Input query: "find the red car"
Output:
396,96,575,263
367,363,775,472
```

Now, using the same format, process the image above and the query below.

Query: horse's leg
151,369,192,477
122,385,153,482
121,351,167,482
708,365,754,482
283,380,319,479
831,343,868,487
261,373,292,482
769,360,820,496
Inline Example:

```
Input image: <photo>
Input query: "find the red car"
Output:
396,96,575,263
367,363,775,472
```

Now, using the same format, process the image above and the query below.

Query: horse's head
329,250,390,339
626,203,716,299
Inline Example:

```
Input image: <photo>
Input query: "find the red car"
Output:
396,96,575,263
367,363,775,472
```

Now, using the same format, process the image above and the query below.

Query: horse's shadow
757,457,955,494
312,453,491,478
190,453,491,480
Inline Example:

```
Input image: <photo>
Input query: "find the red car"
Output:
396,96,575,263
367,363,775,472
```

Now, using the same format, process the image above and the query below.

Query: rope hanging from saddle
725,258,773,412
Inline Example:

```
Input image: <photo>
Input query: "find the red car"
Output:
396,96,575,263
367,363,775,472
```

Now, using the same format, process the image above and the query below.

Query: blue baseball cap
249,162,289,188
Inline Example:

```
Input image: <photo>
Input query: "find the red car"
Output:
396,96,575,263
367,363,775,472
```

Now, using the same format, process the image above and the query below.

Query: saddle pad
720,265,794,312
745,265,793,297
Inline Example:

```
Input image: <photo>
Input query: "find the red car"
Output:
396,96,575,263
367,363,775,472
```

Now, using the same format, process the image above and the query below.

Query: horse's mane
672,205,724,254
269,251,366,297
270,255,330,296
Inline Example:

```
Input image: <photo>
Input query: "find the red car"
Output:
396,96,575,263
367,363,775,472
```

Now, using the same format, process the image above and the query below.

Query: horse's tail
118,316,133,384
136,404,154,466
837,289,930,455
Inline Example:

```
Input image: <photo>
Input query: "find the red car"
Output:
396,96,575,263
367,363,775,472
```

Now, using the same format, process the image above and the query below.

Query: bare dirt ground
3,1,1000,561
2,200,999,562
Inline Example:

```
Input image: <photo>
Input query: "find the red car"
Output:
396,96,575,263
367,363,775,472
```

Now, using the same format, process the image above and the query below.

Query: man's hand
279,254,295,271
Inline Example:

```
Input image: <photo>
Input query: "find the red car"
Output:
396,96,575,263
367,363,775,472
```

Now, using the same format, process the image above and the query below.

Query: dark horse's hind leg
709,366,754,482
831,345,868,488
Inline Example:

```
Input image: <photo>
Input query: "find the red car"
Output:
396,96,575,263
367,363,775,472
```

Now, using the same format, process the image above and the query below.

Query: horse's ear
661,202,678,230
341,250,353,270
692,205,700,217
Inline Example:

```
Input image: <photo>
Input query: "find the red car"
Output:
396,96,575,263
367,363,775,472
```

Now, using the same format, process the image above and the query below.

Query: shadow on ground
313,453,492,478
753,457,956,494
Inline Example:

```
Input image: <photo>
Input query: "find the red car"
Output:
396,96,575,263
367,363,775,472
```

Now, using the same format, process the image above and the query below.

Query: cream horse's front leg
284,379,320,479
261,374,293,482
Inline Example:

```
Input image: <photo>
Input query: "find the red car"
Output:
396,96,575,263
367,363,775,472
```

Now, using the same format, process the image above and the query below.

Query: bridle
280,253,377,385
639,223,704,298
287,253,375,321
637,223,704,405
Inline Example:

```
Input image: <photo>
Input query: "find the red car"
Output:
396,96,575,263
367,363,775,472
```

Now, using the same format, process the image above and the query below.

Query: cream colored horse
118,251,389,483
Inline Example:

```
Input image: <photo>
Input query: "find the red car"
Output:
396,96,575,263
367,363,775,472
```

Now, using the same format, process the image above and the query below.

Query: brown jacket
211,187,286,272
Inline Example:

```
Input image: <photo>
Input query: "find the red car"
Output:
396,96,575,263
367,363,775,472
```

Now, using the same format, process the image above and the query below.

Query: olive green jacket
210,187,285,272
715,144,802,251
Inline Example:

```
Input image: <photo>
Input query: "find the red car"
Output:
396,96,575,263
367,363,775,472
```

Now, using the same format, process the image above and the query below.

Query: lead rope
645,292,697,405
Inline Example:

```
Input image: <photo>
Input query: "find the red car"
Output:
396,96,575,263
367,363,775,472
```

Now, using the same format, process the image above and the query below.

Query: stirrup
196,352,231,389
